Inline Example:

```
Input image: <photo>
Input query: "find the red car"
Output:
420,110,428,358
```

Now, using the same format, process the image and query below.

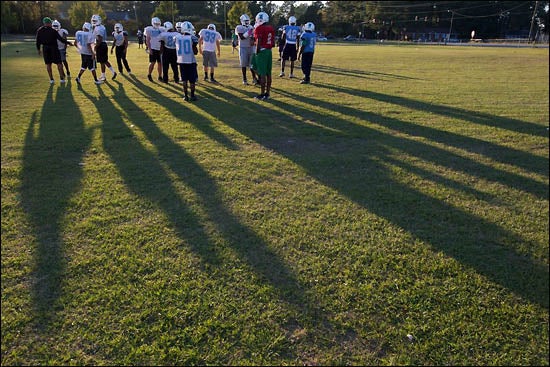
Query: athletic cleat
112,72,117,80
262,93,270,100
99,75,106,81
158,76,163,82
60,79,66,83
300,79,310,84
183,95,189,101
95,79,104,84
253,79,259,86
203,76,209,81
289,74,295,78
49,79,55,84
243,80,248,85
210,78,218,83
147,74,153,81
279,72,285,77
75,77,81,84
190,95,197,101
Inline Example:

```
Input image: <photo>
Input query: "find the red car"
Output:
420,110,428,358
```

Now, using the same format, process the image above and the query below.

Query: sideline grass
1,38,548,365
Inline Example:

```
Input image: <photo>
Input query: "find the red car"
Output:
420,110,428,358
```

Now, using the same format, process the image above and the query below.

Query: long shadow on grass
79,81,375,360
316,82,548,139
274,86,548,199
311,64,420,80
21,82,91,328
204,84,549,309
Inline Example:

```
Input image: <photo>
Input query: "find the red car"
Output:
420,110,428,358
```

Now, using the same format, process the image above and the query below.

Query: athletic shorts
59,48,67,62
238,47,255,68
42,45,61,65
179,63,198,82
80,54,94,70
95,42,108,63
282,43,297,61
202,51,218,67
254,48,272,76
149,49,161,63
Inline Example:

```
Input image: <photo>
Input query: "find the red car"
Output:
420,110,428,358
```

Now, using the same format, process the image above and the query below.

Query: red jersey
254,24,275,50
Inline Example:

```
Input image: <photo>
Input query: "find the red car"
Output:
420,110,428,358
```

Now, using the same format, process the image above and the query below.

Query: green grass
1,37,548,365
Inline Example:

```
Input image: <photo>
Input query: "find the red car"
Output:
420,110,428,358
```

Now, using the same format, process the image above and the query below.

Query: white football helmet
240,14,250,26
91,14,101,26
82,22,92,32
164,21,173,30
289,16,297,25
175,22,182,33
114,23,123,32
52,20,61,29
255,12,268,25
152,17,161,28
181,21,194,35
207,24,216,31
304,22,315,32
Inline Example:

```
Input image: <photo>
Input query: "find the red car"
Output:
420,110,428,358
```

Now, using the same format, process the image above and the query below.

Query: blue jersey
283,25,301,44
300,31,316,53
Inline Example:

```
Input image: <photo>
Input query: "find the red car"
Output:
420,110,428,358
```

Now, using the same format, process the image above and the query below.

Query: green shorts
254,48,272,76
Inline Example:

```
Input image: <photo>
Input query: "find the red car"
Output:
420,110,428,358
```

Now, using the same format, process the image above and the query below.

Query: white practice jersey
75,30,94,55
56,28,69,50
198,29,222,52
145,25,165,50
92,24,107,43
235,24,254,48
112,30,128,47
160,30,180,49
175,34,199,64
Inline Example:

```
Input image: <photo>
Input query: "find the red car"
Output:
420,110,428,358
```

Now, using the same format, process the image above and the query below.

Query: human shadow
80,81,370,358
21,81,91,328
202,84,549,309
312,64,420,80
273,86,548,200
316,82,548,139
125,74,239,151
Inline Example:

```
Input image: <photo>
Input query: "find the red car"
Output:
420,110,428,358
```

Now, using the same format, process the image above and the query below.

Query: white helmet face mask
91,14,101,26
255,12,268,25
289,16,296,25
52,20,61,29
181,21,194,35
152,17,161,28
240,14,250,26
114,23,123,32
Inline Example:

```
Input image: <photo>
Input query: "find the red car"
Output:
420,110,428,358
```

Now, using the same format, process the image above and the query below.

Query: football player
145,17,164,81
174,21,199,101
198,23,222,83
253,12,275,100
280,16,301,78
235,14,258,86
110,23,132,75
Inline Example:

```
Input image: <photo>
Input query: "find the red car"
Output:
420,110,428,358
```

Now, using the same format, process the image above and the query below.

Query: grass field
1,37,548,365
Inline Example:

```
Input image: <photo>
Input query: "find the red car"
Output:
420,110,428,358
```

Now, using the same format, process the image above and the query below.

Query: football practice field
1,37,548,365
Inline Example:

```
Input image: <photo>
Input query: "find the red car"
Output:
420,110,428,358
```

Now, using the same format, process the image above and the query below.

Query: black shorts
282,43,297,61
81,54,95,70
42,45,61,65
149,49,161,63
95,42,108,63
178,63,198,82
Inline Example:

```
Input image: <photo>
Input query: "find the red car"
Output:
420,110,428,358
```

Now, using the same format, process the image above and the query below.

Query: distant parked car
343,35,358,41
317,36,328,41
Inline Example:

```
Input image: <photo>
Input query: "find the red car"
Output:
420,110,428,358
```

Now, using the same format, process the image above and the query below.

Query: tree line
1,1,548,41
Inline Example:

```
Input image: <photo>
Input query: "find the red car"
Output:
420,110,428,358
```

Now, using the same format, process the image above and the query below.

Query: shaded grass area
2,38,548,365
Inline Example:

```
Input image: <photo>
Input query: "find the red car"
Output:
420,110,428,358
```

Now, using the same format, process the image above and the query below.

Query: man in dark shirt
36,17,73,84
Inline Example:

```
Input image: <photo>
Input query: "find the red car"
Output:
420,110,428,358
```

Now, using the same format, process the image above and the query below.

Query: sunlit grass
1,37,548,365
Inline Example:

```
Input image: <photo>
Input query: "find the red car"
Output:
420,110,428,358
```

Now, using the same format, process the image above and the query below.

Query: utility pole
447,10,454,44
528,1,539,43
